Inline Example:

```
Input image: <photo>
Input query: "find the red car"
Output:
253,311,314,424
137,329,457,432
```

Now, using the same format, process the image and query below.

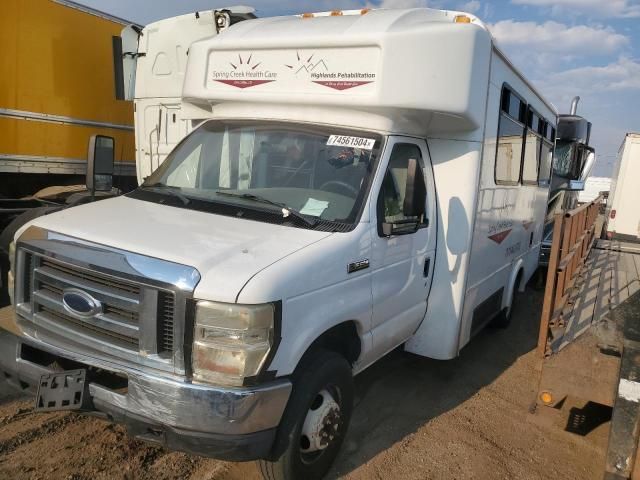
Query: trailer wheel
0,206,62,307
0,206,63,255
257,350,353,480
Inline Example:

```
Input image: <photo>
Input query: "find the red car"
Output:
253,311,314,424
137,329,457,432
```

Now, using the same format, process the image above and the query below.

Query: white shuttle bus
1,8,557,479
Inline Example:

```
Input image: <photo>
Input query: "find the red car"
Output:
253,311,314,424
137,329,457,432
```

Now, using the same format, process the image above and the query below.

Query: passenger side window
495,88,526,185
379,144,423,224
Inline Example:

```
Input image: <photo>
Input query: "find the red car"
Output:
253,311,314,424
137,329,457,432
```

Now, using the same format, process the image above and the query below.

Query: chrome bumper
0,307,291,453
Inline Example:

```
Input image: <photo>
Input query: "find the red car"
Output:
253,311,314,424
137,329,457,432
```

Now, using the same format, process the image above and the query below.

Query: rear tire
257,350,354,480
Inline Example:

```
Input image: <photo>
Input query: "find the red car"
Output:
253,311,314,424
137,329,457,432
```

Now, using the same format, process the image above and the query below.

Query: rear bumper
0,307,291,461
539,242,551,267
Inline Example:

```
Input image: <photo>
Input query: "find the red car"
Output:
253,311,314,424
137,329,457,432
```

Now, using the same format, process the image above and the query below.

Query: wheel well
303,321,361,367
515,267,524,292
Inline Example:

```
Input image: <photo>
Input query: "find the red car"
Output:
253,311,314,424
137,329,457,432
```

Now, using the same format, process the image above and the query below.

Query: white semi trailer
2,8,563,479
119,6,257,182
606,133,640,242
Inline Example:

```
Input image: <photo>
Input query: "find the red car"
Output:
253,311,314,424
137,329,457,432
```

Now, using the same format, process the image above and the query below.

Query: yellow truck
0,0,138,304
0,0,136,198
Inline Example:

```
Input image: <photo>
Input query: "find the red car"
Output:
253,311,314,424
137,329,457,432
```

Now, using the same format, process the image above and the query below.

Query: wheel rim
299,386,343,464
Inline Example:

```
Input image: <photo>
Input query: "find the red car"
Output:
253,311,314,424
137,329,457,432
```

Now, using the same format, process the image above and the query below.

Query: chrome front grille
20,252,178,362
14,227,201,376
39,305,139,349
32,256,143,351
40,258,141,295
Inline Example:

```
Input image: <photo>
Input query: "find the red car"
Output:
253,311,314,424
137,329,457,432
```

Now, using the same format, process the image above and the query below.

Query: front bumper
0,307,292,461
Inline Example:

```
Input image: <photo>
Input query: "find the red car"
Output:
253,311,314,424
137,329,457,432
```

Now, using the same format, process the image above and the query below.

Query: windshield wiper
139,183,191,205
215,191,317,227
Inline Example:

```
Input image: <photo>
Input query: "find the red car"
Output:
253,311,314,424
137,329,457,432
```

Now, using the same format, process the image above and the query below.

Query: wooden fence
537,196,603,357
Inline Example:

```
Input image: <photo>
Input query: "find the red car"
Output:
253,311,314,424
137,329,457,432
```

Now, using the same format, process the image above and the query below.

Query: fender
504,259,525,311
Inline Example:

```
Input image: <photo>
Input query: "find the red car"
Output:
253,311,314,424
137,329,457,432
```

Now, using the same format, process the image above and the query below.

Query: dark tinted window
502,89,525,121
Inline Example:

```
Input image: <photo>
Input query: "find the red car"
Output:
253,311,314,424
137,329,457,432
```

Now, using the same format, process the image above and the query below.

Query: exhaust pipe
570,96,580,115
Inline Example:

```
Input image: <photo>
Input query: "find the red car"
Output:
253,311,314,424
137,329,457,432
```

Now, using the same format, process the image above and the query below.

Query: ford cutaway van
1,8,559,480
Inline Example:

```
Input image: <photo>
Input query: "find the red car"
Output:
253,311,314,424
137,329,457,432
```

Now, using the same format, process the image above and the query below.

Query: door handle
424,257,431,277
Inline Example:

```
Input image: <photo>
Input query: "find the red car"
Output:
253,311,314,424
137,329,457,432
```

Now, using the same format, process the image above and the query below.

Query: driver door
369,137,436,358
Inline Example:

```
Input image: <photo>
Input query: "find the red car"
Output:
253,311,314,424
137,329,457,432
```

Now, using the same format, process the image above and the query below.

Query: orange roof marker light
454,14,472,23
302,12,314,18
330,10,343,16
361,8,371,15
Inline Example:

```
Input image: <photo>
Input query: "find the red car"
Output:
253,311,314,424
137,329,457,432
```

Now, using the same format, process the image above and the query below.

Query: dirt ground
0,284,610,480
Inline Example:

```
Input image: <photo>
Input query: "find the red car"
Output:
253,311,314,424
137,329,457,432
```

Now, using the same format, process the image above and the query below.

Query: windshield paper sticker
327,135,375,150
300,198,329,217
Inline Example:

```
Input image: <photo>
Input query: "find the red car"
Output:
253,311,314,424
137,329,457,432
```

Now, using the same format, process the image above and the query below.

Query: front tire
257,350,354,480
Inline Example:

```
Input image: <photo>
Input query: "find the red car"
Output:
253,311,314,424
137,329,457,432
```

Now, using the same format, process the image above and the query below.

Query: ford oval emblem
62,289,102,317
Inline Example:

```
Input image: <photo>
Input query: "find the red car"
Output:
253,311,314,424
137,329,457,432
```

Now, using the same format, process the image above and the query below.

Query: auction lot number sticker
327,135,376,150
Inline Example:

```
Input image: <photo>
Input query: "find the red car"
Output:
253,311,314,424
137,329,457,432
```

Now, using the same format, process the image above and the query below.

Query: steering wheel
319,180,359,198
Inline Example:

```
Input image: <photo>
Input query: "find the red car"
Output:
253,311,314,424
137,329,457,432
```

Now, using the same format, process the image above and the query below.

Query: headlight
192,301,275,387
7,241,15,305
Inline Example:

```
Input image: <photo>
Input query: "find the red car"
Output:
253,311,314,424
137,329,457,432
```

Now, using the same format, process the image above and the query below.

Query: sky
77,0,640,176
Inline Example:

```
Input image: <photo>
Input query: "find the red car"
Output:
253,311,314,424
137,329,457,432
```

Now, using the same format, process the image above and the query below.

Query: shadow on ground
328,282,543,478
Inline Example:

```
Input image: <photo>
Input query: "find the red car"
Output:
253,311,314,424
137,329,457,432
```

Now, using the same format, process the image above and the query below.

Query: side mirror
87,135,115,194
114,25,141,101
381,158,427,237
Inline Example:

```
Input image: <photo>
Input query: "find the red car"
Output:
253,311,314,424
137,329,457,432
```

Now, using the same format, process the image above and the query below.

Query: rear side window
539,140,553,185
495,88,525,185
522,108,543,184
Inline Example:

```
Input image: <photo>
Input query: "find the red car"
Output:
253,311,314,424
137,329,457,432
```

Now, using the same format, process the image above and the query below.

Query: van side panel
458,50,555,349
404,139,482,359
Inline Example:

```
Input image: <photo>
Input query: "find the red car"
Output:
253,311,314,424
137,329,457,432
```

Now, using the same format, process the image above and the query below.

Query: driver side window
379,144,423,223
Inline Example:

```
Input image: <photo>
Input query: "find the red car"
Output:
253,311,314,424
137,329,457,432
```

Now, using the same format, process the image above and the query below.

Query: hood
24,196,333,303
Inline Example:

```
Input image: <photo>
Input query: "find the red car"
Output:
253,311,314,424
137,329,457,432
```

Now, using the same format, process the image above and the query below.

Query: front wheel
257,350,354,480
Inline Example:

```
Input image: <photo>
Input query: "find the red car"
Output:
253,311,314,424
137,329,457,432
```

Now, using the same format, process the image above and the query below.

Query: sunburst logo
230,53,261,71
211,52,276,89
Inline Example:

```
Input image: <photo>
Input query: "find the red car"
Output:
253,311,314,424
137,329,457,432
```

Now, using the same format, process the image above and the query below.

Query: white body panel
132,12,221,183
456,51,555,350
21,8,558,378
607,133,640,240
22,196,332,304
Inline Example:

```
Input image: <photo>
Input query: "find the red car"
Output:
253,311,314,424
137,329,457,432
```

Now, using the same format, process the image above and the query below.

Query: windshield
137,120,383,230
553,140,575,177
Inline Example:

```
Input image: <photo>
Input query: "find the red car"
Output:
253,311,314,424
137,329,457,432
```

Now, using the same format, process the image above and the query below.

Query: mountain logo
285,51,329,75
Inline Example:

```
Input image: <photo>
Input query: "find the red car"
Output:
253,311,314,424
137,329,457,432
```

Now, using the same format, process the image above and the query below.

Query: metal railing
537,195,603,357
